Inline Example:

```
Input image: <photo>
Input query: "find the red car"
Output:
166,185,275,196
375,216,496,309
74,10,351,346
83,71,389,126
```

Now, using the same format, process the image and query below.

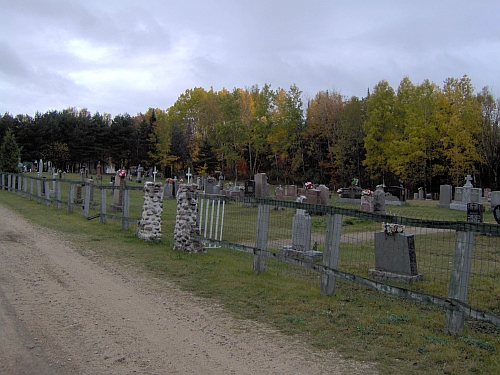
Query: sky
1,0,499,117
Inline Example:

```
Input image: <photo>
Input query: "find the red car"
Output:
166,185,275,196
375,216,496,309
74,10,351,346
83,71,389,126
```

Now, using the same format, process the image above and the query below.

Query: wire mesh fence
194,193,500,329
2,172,499,331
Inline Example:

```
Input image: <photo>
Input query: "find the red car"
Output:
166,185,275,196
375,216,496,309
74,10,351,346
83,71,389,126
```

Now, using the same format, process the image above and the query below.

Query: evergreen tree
194,138,218,174
0,129,21,172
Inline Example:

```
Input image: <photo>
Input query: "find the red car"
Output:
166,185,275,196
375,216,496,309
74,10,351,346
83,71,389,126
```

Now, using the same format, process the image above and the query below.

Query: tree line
1,75,499,192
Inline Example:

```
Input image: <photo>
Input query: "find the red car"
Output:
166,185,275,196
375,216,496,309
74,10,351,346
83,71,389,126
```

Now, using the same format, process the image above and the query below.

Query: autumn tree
305,90,343,184
436,75,482,185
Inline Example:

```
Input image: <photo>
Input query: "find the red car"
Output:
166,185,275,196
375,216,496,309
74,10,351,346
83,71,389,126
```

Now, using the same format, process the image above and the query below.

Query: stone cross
465,174,473,187
186,167,192,184
153,166,157,182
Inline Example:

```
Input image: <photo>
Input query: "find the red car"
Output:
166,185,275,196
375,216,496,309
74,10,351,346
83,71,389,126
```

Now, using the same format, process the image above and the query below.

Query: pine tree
0,129,21,172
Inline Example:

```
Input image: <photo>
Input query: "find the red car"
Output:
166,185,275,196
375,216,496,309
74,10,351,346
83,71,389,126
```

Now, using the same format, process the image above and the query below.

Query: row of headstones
437,178,500,212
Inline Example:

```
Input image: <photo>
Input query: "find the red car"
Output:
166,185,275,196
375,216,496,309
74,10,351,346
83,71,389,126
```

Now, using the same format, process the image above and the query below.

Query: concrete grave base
109,204,122,212
368,269,424,283
277,246,322,262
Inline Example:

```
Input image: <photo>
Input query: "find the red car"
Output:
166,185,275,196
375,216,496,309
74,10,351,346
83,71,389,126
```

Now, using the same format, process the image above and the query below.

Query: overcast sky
1,0,499,117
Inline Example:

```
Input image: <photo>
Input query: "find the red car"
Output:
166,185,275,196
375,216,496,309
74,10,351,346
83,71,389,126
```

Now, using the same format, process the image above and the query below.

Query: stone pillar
173,184,205,253
137,182,164,241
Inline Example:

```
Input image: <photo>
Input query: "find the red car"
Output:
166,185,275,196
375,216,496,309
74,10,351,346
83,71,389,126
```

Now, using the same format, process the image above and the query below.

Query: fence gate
198,196,225,248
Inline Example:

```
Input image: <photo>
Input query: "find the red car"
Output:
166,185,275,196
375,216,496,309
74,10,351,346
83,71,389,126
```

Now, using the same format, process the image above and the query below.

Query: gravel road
0,204,378,374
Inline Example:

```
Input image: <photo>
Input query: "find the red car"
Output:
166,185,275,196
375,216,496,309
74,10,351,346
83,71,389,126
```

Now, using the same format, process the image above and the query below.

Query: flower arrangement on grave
118,169,126,178
382,223,405,235
376,184,386,189
165,178,173,184
304,181,314,189
362,189,373,196
337,188,342,194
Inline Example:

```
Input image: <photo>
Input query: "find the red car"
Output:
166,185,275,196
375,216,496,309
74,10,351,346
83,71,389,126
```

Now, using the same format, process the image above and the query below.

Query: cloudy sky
1,0,499,117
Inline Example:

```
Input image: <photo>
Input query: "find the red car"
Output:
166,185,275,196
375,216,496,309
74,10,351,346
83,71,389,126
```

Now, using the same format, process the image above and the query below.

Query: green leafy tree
388,78,442,192
436,75,482,185
363,80,396,181
0,129,21,172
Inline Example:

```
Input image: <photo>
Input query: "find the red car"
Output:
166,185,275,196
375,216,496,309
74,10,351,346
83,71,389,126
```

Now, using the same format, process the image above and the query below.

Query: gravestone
373,187,386,215
164,182,173,199
494,204,500,224
369,232,423,282
490,191,500,211
196,176,202,190
110,172,124,212
305,188,319,205
385,186,407,205
360,195,373,212
437,185,452,208
244,180,255,197
317,185,330,206
418,188,424,200
277,196,321,262
450,175,483,211
204,177,215,194
285,185,297,197
483,188,491,200
466,203,484,223
254,173,267,198
275,185,284,200
291,196,311,252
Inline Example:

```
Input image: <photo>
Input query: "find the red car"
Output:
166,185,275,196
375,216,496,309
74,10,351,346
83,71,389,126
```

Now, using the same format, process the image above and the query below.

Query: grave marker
370,232,423,283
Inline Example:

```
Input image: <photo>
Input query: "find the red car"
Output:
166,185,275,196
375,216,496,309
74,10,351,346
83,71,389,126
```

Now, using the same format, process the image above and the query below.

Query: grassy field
1,175,499,374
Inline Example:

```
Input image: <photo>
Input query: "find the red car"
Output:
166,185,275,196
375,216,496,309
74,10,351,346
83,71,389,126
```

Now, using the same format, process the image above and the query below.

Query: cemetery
1,168,500,374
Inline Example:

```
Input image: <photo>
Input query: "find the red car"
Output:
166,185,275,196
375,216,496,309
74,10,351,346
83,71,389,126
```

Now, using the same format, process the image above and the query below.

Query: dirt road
0,204,377,374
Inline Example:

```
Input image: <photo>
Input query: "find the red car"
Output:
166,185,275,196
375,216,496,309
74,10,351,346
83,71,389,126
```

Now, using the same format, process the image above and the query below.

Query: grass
1,179,500,374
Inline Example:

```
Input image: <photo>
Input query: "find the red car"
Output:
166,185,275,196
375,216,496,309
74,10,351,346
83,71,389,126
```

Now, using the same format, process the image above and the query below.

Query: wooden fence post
122,188,129,230
23,176,28,198
68,182,74,213
253,203,270,274
56,180,61,210
7,174,12,192
83,183,90,218
445,231,475,334
36,179,42,203
100,188,107,224
321,213,343,296
29,177,34,200
44,180,50,207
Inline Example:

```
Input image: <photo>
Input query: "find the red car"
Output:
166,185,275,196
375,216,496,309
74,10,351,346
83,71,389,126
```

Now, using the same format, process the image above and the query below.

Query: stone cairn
136,181,164,241
173,184,206,253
